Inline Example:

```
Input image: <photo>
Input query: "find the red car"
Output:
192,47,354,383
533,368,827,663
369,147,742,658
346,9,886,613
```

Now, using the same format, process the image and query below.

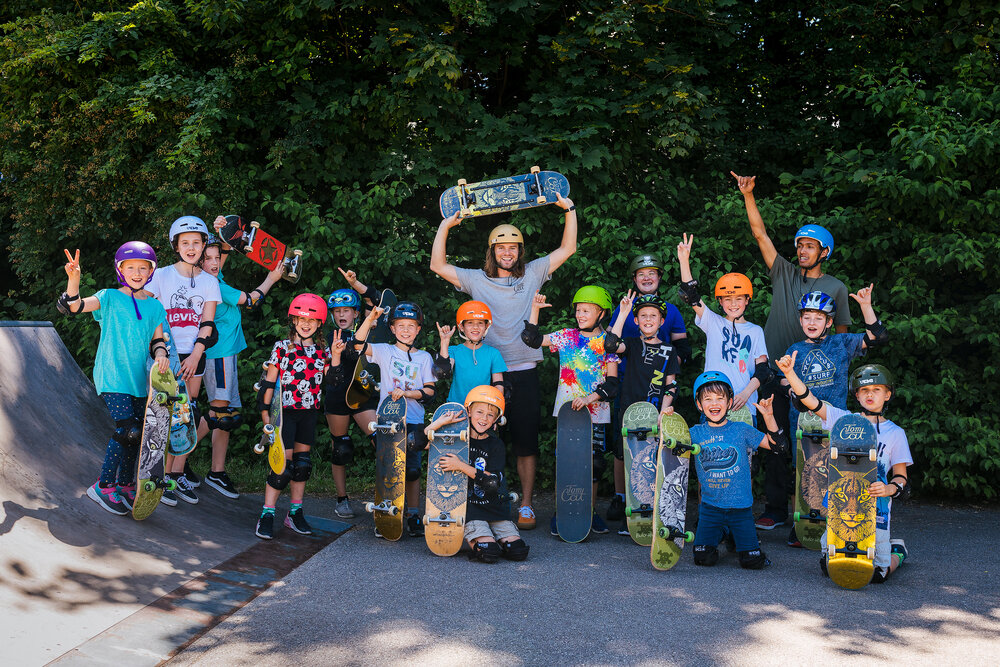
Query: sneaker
754,513,786,530
374,526,384,539
890,538,908,565
87,482,128,516
172,474,199,505
819,555,829,577
617,520,630,536
160,488,178,506
256,513,274,540
591,512,609,534
284,508,313,535
517,505,537,530
786,526,803,548
116,483,136,510
550,515,558,536
407,513,424,537
607,495,626,521
183,461,201,487
204,470,239,499
334,498,355,518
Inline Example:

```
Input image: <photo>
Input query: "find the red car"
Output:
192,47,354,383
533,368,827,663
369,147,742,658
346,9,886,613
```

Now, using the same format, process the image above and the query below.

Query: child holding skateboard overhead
689,371,787,570
776,352,911,583
254,294,344,540
353,300,436,538
58,244,169,515
434,300,507,405
521,286,620,536
145,215,222,506
676,234,769,422
430,385,529,563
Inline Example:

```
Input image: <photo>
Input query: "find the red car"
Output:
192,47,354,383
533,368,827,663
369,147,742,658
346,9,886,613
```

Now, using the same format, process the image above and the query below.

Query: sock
290,502,303,513
261,505,275,517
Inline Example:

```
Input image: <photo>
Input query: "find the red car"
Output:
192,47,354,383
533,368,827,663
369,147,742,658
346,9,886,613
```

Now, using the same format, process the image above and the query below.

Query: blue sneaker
87,482,128,516
591,512,609,534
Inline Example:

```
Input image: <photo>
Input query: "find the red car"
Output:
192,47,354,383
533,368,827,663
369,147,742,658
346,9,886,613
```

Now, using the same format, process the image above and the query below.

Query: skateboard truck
254,423,275,455
665,438,701,456
424,512,465,527
623,426,659,439
659,525,695,542
141,476,177,493
829,446,877,462
369,420,402,434
455,166,548,215
793,508,827,524
828,541,876,560
625,503,653,518
365,501,401,516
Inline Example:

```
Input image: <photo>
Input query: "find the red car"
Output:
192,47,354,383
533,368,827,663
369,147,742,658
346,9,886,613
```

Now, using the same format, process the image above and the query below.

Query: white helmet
169,215,209,245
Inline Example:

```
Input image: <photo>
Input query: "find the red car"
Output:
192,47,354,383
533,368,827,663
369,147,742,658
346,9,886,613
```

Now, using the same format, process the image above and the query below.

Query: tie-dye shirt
547,328,619,422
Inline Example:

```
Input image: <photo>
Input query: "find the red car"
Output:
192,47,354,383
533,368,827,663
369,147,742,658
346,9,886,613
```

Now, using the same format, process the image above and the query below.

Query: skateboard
439,167,570,219
727,405,753,426
345,289,397,409
365,396,407,541
252,362,286,475
152,332,196,457
650,413,699,571
218,215,303,283
826,413,878,590
132,366,180,519
554,401,593,543
621,402,659,546
424,402,470,556
793,402,832,550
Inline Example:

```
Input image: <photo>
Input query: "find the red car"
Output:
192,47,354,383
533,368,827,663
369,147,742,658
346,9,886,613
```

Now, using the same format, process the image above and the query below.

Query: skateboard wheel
426,429,436,441
166,479,177,490
508,492,519,503
795,429,803,439
867,547,876,559
154,391,168,405
143,480,156,492
625,507,632,517
177,393,188,405
389,506,400,516
690,444,701,455
457,178,467,186
253,383,261,392
368,421,377,432
457,516,465,527
869,449,877,462
651,425,659,436
254,444,265,454
293,249,302,257
793,512,801,522
459,429,468,440
530,165,540,173
390,423,401,434
684,531,694,543
263,423,275,435
423,514,430,525
537,196,547,204
621,427,627,437
657,527,666,538
251,220,260,229
365,502,375,513
829,446,839,460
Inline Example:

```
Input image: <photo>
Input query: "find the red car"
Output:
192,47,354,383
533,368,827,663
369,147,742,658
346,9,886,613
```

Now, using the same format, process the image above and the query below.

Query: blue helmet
798,290,836,316
794,224,834,260
693,371,733,399
327,289,361,310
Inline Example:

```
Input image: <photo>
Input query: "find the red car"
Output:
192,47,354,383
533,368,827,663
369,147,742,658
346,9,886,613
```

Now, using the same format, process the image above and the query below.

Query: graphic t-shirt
446,344,507,404
206,275,247,359
786,333,866,429
547,328,619,422
690,421,762,509
145,265,221,354
92,289,167,396
267,340,328,410
466,432,510,522
368,343,435,423
616,337,680,409
696,308,767,415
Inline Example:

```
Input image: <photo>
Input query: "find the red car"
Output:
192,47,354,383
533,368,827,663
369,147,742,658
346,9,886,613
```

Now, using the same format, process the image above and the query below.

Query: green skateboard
650,413,699,570
793,403,831,550
621,402,659,546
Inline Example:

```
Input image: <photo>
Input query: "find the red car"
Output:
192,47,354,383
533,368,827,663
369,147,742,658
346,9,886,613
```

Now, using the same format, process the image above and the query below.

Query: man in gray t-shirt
431,194,577,530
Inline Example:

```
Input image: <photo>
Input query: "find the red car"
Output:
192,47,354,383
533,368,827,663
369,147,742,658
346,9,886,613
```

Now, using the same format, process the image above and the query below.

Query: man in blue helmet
730,172,852,535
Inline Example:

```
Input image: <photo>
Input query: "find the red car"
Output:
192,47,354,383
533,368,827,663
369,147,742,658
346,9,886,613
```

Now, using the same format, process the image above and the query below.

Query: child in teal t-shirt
435,300,507,405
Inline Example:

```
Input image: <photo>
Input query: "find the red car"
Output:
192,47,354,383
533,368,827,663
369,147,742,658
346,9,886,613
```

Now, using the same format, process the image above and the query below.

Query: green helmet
572,285,613,311
629,253,663,275
632,294,667,317
849,364,894,393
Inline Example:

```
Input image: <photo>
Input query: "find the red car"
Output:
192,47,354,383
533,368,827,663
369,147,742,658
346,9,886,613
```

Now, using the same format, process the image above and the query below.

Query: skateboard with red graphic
219,215,303,283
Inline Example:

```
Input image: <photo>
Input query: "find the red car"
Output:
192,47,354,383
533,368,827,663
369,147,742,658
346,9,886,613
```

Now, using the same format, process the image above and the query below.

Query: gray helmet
850,364,894,394
169,215,209,245
629,253,663,275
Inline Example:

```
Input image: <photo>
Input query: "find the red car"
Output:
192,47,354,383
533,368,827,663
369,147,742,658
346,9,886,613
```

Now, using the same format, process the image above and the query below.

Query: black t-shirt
325,327,361,391
467,431,509,522
617,337,681,409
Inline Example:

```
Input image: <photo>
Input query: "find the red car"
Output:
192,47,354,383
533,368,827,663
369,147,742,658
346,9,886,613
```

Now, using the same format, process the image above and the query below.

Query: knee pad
208,406,243,432
330,435,355,466
113,418,141,447
405,449,422,481
267,463,293,490
468,541,502,563
693,545,720,567
368,432,377,449
291,451,313,482
406,427,427,454
738,549,770,570
500,538,529,561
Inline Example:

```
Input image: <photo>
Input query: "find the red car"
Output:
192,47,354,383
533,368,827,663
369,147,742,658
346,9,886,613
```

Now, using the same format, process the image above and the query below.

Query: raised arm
849,283,887,350
58,249,101,314
676,233,706,317
731,171,778,270
430,212,463,288
544,193,577,273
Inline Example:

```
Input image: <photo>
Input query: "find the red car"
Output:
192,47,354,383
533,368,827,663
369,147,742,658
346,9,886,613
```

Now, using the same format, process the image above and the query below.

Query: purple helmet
115,241,157,286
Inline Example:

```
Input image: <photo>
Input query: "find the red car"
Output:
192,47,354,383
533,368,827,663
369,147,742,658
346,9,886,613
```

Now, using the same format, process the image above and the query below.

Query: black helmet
632,294,667,318
390,301,423,325
850,364,894,394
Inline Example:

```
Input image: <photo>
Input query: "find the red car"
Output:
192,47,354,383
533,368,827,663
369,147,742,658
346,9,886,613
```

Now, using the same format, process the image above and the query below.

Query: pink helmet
288,293,328,322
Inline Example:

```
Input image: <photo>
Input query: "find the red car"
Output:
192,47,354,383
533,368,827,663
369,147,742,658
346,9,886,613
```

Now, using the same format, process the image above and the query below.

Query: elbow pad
418,384,435,404
678,280,701,306
752,361,773,387
242,289,264,312
57,292,82,316
594,376,620,401
889,474,910,501
604,331,622,353
673,337,692,365
474,470,499,493
766,427,788,457
521,321,543,349
866,320,888,347
196,320,219,349
433,353,452,380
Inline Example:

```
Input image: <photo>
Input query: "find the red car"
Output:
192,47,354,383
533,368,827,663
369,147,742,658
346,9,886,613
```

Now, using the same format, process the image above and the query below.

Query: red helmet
456,301,492,326
288,293,328,322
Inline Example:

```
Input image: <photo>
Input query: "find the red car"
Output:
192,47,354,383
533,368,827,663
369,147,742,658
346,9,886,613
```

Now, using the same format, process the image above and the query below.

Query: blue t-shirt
92,289,167,397
611,300,687,343
786,333,866,429
206,275,247,359
690,420,761,509
446,343,507,404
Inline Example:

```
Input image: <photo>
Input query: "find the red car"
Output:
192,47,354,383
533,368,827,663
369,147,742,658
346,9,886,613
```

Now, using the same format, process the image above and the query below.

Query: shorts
694,504,759,552
405,423,427,478
280,409,320,448
465,519,520,542
325,385,378,416
204,355,241,406
502,367,541,457
178,352,207,378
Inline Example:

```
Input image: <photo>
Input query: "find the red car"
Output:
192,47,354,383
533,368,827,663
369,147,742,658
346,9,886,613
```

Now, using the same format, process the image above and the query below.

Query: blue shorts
694,504,759,552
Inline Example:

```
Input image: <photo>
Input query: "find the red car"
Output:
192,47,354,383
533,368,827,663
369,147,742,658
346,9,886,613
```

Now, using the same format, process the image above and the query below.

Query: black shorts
611,399,625,460
178,352,207,377
324,385,378,416
280,408,319,448
502,367,541,457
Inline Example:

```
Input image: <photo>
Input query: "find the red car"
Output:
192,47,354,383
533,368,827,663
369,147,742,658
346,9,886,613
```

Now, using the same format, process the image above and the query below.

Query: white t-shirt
368,343,435,424
695,308,767,414
146,265,222,354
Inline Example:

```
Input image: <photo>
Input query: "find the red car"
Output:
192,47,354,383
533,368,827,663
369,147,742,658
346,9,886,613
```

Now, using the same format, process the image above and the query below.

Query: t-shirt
446,343,507,404
146,265,222,354
696,308,767,416
822,406,913,568
765,255,852,365
326,326,361,393
206,275,247,359
454,257,550,368
92,289,167,397
547,328,619,422
690,421,762,509
466,432,510,522
786,333,866,429
267,340,328,410
616,337,680,409
610,299,687,343
368,343,435,423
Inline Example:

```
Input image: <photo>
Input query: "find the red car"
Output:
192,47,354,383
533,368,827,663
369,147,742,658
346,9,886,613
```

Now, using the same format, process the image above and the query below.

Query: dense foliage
2,1,997,498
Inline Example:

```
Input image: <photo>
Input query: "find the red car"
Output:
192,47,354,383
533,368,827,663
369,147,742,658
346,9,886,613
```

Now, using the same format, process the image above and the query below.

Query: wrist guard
243,289,264,312
594,376,620,401
678,280,701,306
889,474,910,501
57,292,82,316
149,336,167,357
432,353,452,380
604,331,622,353
673,337,692,365
521,321,543,349
256,379,276,412
766,427,788,456
866,319,888,347
493,379,512,402
362,284,379,303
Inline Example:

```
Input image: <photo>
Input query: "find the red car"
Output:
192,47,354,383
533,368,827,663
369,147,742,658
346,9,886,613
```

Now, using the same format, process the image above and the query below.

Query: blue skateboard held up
439,167,570,219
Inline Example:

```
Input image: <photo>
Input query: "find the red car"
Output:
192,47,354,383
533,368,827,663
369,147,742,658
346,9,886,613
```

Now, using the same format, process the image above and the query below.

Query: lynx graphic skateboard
621,402,659,546
794,402,831,550
159,332,197,456
439,167,570,219
365,396,407,541
826,414,878,590
650,413,699,571
554,401,593,543
219,215,303,283
424,402,470,556
345,289,397,409
253,363,286,475
132,366,180,519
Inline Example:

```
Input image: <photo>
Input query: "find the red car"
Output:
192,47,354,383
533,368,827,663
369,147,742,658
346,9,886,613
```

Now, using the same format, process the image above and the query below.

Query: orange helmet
456,300,493,326
464,385,505,418
714,273,753,300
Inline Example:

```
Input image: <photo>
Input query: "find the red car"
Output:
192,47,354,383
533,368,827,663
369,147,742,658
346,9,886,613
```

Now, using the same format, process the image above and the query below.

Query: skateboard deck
794,402,831,550
219,215,303,283
727,405,753,426
252,363,286,475
424,402,470,556
650,413,698,571
366,396,407,541
555,401,593,543
439,167,570,219
621,402,659,546
826,414,878,590
345,289,397,409
132,366,180,519
159,332,196,457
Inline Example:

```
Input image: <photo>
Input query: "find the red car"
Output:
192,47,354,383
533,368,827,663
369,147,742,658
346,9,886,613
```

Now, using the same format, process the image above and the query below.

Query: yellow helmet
488,224,524,246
